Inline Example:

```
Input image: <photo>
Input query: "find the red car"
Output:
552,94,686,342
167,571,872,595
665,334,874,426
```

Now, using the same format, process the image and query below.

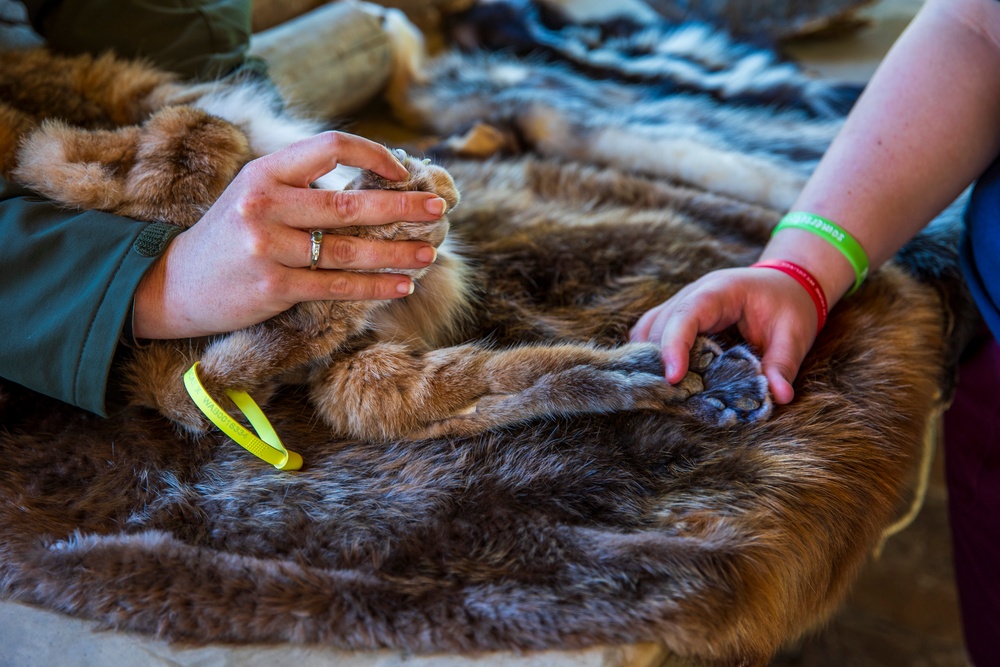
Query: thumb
759,328,809,405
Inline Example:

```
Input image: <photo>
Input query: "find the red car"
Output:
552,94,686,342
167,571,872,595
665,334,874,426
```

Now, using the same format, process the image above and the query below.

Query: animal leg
12,121,138,212
12,106,250,226
0,104,36,177
309,340,698,441
124,340,207,433
117,106,251,226
130,301,379,433
310,336,771,441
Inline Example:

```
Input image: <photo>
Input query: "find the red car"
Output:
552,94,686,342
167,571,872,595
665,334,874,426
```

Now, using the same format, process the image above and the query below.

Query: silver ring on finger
309,230,323,270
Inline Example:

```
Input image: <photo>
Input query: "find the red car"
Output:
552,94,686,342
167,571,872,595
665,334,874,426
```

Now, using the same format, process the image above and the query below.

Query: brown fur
0,49,173,129
0,47,958,665
1,47,771,441
0,154,950,666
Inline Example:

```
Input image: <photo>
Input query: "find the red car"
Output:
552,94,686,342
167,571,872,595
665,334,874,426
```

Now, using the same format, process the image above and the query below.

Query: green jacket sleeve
1,1,253,414
22,0,253,80
0,177,179,415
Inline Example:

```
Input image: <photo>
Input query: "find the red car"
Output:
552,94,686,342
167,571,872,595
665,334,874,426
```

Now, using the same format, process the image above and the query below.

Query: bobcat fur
0,46,772,441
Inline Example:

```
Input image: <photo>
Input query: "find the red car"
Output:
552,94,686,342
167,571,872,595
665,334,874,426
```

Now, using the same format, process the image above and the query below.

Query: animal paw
682,339,771,427
395,149,461,211
344,150,460,248
162,361,280,437
349,149,460,207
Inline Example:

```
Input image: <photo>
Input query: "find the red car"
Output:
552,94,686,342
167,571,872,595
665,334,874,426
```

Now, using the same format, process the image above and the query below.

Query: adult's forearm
0,178,167,415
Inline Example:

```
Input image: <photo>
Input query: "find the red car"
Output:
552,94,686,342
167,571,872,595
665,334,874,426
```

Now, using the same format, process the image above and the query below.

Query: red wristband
751,259,828,333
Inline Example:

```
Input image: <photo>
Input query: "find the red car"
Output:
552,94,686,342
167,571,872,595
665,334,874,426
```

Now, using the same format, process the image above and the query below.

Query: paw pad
684,342,772,427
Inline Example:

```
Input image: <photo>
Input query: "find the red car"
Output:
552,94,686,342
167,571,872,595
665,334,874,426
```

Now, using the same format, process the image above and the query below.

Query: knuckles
317,130,347,154
325,274,387,301
241,224,274,260
326,236,360,266
253,265,289,300
388,191,413,220
325,274,354,299
326,190,363,223
233,186,275,223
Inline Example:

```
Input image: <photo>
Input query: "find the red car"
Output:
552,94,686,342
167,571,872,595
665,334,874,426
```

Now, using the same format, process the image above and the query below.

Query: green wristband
772,212,869,296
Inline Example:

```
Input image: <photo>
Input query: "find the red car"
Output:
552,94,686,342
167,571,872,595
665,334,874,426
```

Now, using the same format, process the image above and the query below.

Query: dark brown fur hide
0,154,952,666
0,10,971,664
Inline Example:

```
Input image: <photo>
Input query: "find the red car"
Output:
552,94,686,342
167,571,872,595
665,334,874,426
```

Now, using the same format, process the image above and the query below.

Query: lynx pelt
0,48,771,440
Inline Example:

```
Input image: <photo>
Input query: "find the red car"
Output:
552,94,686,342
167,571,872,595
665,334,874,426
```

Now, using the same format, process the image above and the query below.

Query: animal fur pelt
399,5,979,370
449,0,874,46
446,0,863,117
0,153,960,666
6,45,769,443
0,13,975,667
393,25,846,212
640,0,876,41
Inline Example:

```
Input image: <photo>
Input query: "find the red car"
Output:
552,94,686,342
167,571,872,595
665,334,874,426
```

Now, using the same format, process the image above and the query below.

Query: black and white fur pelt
446,0,863,118
389,3,856,210
395,51,846,211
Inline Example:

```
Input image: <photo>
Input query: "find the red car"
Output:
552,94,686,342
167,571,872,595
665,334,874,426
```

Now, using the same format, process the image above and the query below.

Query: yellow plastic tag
182,362,303,471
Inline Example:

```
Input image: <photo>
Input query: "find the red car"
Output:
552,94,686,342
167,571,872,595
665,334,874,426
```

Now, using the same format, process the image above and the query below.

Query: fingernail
424,197,446,216
390,148,409,178
664,362,675,382
416,245,437,263
396,280,415,295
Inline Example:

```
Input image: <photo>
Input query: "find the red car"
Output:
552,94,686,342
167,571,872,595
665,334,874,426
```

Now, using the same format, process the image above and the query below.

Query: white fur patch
189,83,363,189
490,63,532,86
192,84,325,157
520,103,805,210
588,127,804,210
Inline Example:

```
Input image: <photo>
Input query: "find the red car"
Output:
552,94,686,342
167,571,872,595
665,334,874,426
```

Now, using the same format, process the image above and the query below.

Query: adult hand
629,267,819,404
133,131,448,340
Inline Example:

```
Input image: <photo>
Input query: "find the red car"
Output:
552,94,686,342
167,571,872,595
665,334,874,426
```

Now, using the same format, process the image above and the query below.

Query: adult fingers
230,184,446,232
260,131,409,186
292,189,448,230
274,267,416,304
276,230,437,271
